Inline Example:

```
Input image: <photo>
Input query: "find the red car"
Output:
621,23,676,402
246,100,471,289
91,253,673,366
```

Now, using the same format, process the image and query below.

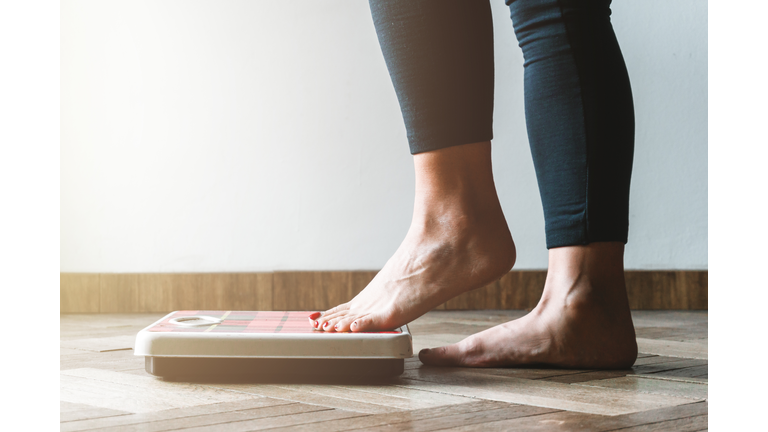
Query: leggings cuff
409,131,494,155
546,226,629,249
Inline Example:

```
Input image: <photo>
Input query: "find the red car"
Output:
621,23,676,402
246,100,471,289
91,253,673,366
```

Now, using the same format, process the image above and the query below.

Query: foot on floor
419,243,638,369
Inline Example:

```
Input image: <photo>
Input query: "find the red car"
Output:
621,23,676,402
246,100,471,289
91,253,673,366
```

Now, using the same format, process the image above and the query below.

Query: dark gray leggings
369,0,635,249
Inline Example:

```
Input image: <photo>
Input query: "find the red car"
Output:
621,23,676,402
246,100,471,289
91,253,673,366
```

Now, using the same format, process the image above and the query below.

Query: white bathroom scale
134,311,412,380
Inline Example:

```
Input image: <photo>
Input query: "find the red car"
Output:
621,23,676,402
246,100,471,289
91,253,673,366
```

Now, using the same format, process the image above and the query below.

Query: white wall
61,0,707,272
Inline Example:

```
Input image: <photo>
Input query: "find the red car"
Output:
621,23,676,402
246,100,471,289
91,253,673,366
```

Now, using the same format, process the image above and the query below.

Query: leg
420,0,638,368
311,0,516,332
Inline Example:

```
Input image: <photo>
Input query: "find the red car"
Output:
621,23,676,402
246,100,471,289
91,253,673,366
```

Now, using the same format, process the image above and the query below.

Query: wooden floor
61,310,707,431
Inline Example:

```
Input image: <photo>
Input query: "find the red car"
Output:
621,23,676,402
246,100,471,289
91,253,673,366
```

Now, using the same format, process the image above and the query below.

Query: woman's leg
420,0,638,368
311,0,516,333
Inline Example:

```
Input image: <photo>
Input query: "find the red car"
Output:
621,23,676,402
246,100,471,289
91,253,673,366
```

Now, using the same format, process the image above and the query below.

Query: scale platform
134,311,413,380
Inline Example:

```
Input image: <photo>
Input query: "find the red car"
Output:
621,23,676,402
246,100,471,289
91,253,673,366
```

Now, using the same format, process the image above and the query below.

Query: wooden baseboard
60,270,707,313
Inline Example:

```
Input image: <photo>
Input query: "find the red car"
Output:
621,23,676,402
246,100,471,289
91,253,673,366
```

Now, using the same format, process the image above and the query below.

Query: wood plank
60,398,289,432
61,273,100,313
93,403,330,432
543,370,631,384
61,401,95,413
613,414,707,432
677,270,708,311
633,355,693,366
443,271,548,310
60,313,167,329
180,408,366,432
624,271,707,310
251,401,507,432
399,368,699,416
174,273,201,310
630,311,708,328
442,401,707,431
100,274,139,313
136,273,275,311
650,365,708,379
273,271,322,311
60,406,130,423
444,282,498,310
60,335,134,352
625,271,674,310
61,271,708,311
634,375,708,385
635,327,708,340
680,338,708,345
328,383,476,409
636,353,658,359
410,310,527,327
364,404,557,432
136,273,176,312
204,383,403,414
213,382,476,412
61,347,86,356
60,368,260,413
499,270,547,310
236,272,274,310
319,272,353,311
60,328,141,341
631,359,708,376
200,273,237,310
409,322,498,336
60,350,144,372
576,376,708,400
636,338,708,359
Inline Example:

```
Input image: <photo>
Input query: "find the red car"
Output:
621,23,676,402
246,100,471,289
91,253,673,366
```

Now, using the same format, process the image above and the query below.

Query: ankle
413,142,501,213
540,242,629,308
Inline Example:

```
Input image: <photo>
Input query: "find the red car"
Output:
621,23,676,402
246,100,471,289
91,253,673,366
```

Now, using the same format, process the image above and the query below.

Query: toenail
323,322,328,329
313,321,318,328
334,324,339,330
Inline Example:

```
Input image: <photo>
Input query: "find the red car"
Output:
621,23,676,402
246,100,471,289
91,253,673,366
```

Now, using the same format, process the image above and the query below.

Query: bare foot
310,141,516,333
419,243,638,369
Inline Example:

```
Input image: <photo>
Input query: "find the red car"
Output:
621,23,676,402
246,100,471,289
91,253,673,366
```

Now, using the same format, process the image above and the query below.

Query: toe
307,316,320,330
321,313,349,332
317,311,345,330
315,311,338,326
418,344,465,366
321,319,334,331
419,335,488,366
316,305,351,330
333,316,357,332
350,313,390,333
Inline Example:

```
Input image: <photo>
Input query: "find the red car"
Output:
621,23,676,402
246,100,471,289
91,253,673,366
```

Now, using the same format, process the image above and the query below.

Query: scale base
145,356,405,380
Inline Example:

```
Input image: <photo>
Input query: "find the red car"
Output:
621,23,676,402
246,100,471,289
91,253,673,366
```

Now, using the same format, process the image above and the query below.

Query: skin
309,140,637,369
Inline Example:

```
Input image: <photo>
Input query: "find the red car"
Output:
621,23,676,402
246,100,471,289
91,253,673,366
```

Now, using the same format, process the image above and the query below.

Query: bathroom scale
134,311,412,380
